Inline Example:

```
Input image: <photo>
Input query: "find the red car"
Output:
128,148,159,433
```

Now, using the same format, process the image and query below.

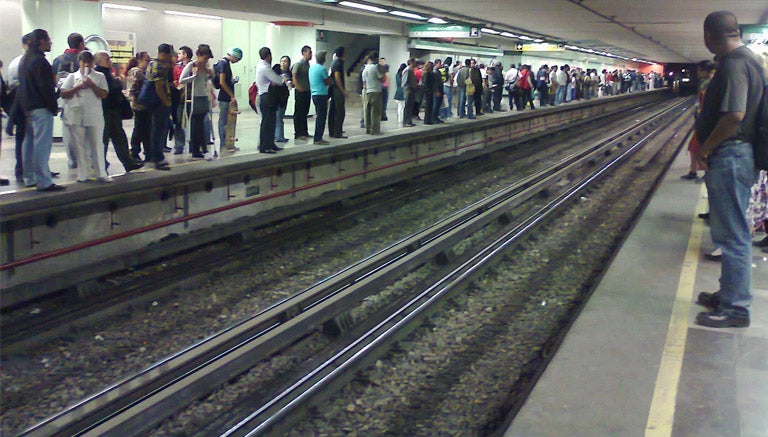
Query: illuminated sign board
409,24,480,39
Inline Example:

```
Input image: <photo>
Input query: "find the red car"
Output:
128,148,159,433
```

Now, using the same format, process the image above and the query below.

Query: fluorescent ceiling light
390,10,426,20
533,38,544,43
500,32,518,38
518,35,533,41
164,10,223,19
338,1,388,13
481,28,499,34
102,3,147,11
427,17,448,24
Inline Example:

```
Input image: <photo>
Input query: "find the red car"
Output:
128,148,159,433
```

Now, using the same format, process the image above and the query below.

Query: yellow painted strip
645,184,707,436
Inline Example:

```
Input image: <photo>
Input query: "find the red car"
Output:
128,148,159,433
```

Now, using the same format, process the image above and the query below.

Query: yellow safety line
645,184,707,436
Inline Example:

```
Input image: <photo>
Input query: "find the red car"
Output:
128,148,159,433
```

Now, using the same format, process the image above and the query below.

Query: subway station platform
506,146,768,436
0,103,403,195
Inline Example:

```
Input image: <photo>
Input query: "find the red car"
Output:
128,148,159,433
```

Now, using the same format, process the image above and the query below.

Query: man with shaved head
694,11,764,328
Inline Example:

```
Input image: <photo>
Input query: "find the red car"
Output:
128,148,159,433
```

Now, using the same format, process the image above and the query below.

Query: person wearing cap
694,11,764,328
214,47,242,153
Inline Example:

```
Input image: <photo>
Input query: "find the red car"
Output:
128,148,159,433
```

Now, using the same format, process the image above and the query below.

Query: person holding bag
139,43,174,170
179,44,214,159
60,50,111,182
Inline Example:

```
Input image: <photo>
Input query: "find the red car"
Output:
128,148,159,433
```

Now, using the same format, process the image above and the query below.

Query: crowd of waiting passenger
0,28,661,191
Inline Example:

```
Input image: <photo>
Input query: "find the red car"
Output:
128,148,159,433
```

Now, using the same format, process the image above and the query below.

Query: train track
1,99,667,354
17,97,693,437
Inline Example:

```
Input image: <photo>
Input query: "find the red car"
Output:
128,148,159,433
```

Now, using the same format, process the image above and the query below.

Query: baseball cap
228,47,243,60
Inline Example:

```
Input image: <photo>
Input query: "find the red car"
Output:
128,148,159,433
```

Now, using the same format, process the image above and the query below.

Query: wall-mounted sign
513,43,564,52
742,24,768,56
741,24,767,45
409,24,480,39
316,29,328,42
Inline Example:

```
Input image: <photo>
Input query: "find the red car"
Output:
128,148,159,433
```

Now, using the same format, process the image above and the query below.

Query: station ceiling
143,0,767,64
378,0,767,63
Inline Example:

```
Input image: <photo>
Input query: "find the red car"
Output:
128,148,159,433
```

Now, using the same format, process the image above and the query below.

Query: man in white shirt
362,52,384,135
504,64,518,110
549,65,559,105
255,46,286,154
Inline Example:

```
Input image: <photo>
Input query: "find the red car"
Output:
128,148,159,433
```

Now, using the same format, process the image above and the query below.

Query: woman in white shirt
179,45,214,159
60,51,110,182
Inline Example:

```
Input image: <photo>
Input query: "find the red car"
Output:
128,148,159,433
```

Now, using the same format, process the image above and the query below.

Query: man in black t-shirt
328,46,347,138
694,11,764,328
214,48,242,152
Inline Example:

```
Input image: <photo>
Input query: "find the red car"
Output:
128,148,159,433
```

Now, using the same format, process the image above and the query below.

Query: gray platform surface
506,147,768,436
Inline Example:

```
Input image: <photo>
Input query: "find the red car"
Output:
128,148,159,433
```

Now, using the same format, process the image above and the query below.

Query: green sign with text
409,24,479,39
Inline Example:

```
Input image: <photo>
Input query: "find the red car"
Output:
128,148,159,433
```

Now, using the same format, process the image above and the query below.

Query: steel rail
222,99,694,437
17,98,690,437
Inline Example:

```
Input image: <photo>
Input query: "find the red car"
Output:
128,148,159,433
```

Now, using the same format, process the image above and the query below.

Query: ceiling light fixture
500,32,518,38
481,28,500,34
390,10,426,20
164,10,223,19
102,3,147,11
338,1,388,13
427,17,448,24
533,38,544,43
518,35,533,41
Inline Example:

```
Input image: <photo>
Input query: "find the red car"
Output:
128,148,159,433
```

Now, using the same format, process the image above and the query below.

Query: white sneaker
204,152,214,161
97,176,113,183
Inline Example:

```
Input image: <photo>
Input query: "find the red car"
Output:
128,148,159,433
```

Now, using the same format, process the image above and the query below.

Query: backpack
212,59,224,89
248,82,258,113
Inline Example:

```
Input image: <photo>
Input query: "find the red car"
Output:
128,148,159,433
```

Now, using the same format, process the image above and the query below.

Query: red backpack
248,82,258,113
518,70,532,90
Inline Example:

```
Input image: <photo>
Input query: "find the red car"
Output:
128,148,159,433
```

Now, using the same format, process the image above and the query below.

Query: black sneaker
695,306,750,328
681,171,698,180
696,291,721,308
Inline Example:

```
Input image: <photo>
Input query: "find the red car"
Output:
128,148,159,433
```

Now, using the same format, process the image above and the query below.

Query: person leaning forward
694,10,765,328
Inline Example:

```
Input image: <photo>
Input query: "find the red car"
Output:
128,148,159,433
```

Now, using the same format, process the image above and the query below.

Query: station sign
741,24,767,46
513,43,564,52
742,24,768,56
409,24,480,39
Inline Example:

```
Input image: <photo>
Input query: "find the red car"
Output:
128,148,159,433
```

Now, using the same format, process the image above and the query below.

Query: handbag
465,77,475,95
137,79,160,109
119,93,134,120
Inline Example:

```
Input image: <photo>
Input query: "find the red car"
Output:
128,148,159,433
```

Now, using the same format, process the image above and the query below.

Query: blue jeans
22,108,54,189
275,103,287,141
312,95,328,141
705,140,755,310
218,100,230,149
466,93,475,118
457,88,467,118
555,86,567,105
173,103,185,152
149,105,171,163
204,111,213,143
441,84,453,118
